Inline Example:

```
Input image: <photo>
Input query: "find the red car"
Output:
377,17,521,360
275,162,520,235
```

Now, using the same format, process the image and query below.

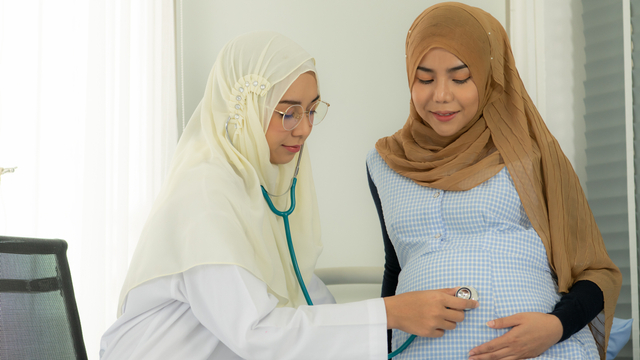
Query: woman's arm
367,167,401,299
551,280,604,341
468,276,604,360
184,264,476,359
367,166,401,352
184,265,388,360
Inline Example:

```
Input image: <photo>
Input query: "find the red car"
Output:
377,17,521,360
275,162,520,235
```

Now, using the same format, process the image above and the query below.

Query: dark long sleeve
367,166,400,354
366,165,604,347
551,280,603,342
367,167,401,298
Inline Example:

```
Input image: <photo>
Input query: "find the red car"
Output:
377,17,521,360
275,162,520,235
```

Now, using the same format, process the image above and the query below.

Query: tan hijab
376,3,621,357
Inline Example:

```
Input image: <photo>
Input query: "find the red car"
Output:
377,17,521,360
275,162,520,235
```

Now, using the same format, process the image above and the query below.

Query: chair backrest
0,236,87,360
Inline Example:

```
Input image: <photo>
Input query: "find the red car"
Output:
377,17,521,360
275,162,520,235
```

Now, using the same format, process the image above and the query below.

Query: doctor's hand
468,312,563,360
384,287,478,338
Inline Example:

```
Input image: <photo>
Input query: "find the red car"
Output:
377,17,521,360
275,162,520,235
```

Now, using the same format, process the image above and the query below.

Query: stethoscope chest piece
456,286,479,310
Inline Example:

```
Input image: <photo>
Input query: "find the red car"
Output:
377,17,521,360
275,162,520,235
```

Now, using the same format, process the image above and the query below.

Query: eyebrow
416,64,469,73
279,94,320,106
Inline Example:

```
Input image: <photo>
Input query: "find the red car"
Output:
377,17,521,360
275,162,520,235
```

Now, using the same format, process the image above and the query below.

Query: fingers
469,337,509,357
438,319,458,331
464,299,479,310
487,314,521,329
437,287,460,296
469,316,521,355
387,287,480,338
468,347,513,360
469,313,561,360
436,287,479,310
443,307,466,323
446,296,479,311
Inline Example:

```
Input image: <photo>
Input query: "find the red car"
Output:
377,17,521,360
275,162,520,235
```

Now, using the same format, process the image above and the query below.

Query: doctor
99,31,477,359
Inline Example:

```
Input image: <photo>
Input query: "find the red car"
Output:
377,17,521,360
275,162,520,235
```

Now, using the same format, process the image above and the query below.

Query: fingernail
486,320,494,327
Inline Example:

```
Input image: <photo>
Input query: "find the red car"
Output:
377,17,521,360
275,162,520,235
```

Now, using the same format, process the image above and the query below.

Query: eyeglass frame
272,100,330,131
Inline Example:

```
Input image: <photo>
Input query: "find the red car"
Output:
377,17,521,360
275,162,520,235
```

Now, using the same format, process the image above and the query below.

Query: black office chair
0,236,87,359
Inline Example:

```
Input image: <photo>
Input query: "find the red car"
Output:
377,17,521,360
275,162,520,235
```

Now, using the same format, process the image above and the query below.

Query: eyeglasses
272,100,330,131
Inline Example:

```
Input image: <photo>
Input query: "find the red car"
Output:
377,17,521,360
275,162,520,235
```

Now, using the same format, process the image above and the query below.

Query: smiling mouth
282,145,301,153
431,111,459,122
432,111,458,116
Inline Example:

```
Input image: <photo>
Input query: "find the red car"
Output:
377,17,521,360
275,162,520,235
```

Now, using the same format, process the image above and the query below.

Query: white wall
176,1,507,279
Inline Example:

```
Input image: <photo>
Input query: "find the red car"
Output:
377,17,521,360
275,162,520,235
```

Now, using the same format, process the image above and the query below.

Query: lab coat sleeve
182,264,388,360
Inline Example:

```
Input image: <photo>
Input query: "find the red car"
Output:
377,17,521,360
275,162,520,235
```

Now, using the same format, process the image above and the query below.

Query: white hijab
118,31,323,315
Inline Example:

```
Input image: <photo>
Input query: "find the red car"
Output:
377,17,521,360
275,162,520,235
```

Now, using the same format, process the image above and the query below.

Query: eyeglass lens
282,101,328,130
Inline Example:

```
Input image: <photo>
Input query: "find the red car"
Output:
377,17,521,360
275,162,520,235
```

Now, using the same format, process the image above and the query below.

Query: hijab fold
376,3,621,357
118,31,323,315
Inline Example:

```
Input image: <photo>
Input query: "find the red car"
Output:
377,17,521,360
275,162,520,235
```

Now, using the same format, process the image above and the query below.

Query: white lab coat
100,264,387,359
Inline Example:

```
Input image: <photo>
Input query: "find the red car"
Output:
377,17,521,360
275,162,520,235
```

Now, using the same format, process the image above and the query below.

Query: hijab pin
488,32,491,35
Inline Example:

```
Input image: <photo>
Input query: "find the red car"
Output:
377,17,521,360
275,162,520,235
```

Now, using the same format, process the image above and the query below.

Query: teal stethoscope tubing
261,170,416,359
227,112,416,356
261,177,313,306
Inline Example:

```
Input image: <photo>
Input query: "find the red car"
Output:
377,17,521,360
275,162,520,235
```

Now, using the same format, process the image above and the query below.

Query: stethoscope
260,143,315,306
384,286,479,357
225,116,313,306
226,116,478,359
258,143,417,359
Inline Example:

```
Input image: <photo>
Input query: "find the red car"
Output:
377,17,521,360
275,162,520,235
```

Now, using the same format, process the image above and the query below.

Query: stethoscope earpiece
224,117,238,145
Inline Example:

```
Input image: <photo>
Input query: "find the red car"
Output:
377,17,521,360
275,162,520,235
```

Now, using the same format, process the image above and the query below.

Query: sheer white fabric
0,1,177,357
100,265,387,360
119,32,324,314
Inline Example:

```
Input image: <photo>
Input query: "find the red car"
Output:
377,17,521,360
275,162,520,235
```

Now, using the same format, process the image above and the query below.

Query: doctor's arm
183,264,477,360
184,264,387,360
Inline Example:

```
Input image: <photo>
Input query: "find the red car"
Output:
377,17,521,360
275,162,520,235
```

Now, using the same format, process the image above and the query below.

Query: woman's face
411,48,479,137
266,72,318,164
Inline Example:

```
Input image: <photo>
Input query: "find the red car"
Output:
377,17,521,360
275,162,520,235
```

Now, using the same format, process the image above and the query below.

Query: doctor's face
411,48,479,137
266,72,318,164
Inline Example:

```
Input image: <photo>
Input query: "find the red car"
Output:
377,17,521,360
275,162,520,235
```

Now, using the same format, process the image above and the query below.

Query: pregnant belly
392,248,562,359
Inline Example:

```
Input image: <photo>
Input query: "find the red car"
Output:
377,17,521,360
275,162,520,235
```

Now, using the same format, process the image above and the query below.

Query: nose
433,80,453,103
291,113,313,139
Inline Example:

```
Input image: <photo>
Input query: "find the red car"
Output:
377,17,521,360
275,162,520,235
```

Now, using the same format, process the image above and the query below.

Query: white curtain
508,0,585,181
0,0,178,358
509,0,547,118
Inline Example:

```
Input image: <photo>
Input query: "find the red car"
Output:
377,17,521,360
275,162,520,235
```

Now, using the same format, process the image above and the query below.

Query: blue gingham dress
366,149,599,359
